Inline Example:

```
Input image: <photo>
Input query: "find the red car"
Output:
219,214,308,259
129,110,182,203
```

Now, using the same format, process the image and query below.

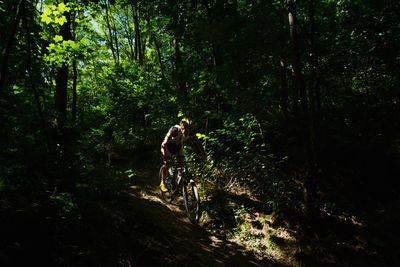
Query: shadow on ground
121,162,282,266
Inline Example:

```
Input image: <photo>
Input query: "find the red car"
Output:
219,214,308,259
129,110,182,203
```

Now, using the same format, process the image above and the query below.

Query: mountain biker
160,118,204,192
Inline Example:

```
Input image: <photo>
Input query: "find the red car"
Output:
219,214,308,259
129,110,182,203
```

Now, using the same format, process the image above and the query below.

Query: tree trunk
309,0,321,150
71,13,78,124
132,2,143,64
71,59,77,124
104,0,117,64
55,65,68,128
171,8,188,106
24,8,47,138
279,7,289,127
172,37,187,101
288,0,308,126
141,34,148,64
202,2,221,79
54,6,72,129
280,56,289,125
124,7,135,61
110,5,120,64
0,0,26,93
201,1,225,124
153,34,165,81
287,0,316,215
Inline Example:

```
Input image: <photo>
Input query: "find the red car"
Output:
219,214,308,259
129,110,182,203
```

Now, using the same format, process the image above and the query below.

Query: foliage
1,0,400,265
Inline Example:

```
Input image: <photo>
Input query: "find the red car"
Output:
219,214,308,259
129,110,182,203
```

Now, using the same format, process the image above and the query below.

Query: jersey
166,125,187,155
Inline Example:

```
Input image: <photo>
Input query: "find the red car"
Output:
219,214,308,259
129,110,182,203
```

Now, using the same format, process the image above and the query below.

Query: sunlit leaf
54,35,63,42
70,41,80,50
55,15,67,25
196,133,209,140
58,2,66,12
80,38,90,45
12,84,23,95
125,169,136,178
42,6,52,17
41,14,52,24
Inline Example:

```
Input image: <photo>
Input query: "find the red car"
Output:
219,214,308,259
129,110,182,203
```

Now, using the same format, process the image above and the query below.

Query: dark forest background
1,0,400,266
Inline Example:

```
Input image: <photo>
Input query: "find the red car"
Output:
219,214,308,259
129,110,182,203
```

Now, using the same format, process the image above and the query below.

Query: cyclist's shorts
166,142,183,158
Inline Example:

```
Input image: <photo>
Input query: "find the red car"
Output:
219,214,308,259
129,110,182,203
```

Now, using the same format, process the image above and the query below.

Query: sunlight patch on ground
223,211,301,267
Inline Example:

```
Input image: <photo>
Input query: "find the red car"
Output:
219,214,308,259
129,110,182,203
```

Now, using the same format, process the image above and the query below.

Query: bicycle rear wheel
159,165,174,203
182,179,201,223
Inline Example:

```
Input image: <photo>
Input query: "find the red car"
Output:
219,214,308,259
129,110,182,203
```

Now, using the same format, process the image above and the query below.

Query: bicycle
159,159,201,223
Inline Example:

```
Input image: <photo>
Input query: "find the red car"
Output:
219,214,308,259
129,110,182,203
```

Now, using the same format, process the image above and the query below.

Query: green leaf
55,15,67,25
43,6,52,16
41,14,52,24
48,43,55,50
70,41,80,50
196,133,209,140
65,40,75,46
125,169,136,178
80,38,90,45
54,35,63,42
58,2,66,12
12,84,23,95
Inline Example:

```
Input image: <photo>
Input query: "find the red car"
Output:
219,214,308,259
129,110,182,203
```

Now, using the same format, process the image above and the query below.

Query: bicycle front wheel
182,179,201,223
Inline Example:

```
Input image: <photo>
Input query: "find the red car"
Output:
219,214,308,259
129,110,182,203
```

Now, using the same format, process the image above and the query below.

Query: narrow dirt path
122,163,281,267
106,159,399,267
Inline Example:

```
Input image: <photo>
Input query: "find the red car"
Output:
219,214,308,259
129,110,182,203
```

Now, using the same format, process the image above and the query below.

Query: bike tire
182,179,201,223
159,165,174,203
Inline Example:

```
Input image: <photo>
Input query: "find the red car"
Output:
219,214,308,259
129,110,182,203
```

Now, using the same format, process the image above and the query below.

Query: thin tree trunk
141,34,147,64
24,9,47,137
55,65,68,128
202,2,224,120
132,2,143,64
109,5,120,64
171,5,188,109
288,0,308,122
104,0,117,64
71,12,78,124
153,34,165,80
309,0,321,149
124,7,135,61
172,37,187,99
287,0,316,215
0,0,26,93
280,56,289,125
72,59,77,124
55,4,72,129
279,7,289,127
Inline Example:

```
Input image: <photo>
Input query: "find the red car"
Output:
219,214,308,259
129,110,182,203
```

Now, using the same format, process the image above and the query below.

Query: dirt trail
124,164,280,267
111,159,399,267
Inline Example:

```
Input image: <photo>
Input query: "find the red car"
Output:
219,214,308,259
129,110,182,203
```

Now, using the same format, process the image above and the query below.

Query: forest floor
120,161,292,266
1,157,398,266
119,158,400,267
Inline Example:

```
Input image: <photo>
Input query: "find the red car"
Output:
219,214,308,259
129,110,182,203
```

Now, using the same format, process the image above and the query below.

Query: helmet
180,117,192,130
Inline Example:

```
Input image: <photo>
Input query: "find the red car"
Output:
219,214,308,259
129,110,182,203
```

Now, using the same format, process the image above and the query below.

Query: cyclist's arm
161,133,171,150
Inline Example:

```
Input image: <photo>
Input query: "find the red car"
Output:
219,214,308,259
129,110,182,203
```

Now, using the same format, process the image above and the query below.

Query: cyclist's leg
160,146,172,190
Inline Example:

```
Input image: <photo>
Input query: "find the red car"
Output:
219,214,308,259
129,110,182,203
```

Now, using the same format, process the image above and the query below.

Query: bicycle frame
166,162,189,196
160,159,201,223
